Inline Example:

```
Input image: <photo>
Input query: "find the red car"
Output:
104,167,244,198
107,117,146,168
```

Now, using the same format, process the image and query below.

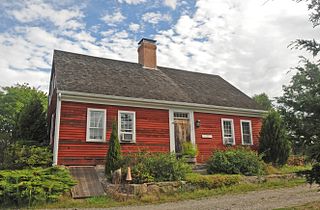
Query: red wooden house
48,38,265,166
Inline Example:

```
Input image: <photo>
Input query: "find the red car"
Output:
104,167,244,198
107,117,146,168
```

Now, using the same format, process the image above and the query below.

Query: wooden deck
69,166,105,199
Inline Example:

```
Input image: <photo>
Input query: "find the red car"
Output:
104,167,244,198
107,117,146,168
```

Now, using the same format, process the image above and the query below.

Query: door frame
169,109,196,153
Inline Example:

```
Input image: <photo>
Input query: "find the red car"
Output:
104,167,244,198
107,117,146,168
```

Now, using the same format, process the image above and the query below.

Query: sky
0,0,319,98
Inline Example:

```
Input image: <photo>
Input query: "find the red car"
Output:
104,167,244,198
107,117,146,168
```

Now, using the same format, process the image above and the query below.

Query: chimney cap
138,38,156,45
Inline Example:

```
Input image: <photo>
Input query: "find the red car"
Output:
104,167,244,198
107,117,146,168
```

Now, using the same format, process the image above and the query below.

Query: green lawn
35,178,306,209
265,164,311,175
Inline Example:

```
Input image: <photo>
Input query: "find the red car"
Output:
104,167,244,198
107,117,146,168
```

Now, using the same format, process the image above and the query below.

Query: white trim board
59,90,266,117
53,92,62,166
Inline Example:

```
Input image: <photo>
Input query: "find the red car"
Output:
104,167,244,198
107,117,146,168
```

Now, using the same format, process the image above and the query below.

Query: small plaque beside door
202,134,212,139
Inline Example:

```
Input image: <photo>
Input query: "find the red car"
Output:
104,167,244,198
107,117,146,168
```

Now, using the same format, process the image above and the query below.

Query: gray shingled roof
53,50,263,110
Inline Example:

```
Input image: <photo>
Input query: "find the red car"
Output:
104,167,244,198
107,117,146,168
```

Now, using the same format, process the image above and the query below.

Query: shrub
305,163,320,186
1,143,52,170
105,122,122,176
126,152,192,184
182,142,198,157
207,148,264,176
258,110,290,166
287,155,306,166
0,167,76,207
185,173,241,189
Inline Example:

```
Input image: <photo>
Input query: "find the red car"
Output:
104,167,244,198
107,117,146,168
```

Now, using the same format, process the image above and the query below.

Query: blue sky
0,0,319,97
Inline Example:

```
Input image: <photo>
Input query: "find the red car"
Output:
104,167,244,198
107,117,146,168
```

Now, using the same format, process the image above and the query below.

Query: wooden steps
69,166,105,199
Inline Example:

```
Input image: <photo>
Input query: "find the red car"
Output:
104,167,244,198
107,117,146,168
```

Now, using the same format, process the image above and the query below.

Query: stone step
192,168,208,175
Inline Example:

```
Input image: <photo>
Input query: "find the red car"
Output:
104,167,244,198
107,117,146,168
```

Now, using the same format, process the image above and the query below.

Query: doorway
170,110,195,154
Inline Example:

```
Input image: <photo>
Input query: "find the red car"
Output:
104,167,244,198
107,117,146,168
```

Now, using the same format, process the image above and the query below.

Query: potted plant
182,142,198,164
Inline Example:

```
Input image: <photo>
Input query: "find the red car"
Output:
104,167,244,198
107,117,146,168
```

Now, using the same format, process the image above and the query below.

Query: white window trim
118,110,136,143
86,108,107,142
221,118,235,145
240,120,253,145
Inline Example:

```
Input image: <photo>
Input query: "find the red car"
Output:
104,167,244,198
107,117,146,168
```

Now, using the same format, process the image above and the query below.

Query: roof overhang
58,90,267,118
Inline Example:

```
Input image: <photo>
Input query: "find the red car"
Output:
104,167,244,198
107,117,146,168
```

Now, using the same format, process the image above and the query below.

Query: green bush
182,142,198,157
305,163,320,186
207,148,264,176
185,173,241,189
0,167,76,207
1,143,52,170
126,152,192,184
105,122,122,176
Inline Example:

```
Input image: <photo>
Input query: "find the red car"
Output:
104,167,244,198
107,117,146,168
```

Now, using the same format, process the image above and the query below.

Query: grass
265,164,312,175
34,177,306,209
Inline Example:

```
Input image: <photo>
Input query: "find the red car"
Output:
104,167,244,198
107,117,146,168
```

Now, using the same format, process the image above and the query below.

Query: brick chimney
138,38,157,69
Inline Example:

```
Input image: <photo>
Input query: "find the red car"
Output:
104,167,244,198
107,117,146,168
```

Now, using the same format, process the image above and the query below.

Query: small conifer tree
105,121,122,175
258,110,290,166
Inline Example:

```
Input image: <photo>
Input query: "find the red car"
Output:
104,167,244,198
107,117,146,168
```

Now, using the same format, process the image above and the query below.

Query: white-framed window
118,111,136,143
86,108,106,142
221,118,235,145
241,120,253,145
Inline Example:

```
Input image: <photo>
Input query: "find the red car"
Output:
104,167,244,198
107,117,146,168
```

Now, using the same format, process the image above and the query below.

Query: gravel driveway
104,184,320,210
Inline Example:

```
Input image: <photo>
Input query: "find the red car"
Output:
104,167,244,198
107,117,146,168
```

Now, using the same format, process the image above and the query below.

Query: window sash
87,108,106,142
221,119,235,145
118,111,136,143
241,120,252,145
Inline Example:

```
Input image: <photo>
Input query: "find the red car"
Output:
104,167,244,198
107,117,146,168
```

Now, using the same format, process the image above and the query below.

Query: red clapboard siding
57,101,262,165
58,101,170,165
194,112,262,163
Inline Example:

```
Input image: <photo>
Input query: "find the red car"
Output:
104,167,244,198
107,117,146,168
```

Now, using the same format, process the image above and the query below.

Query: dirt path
105,184,320,210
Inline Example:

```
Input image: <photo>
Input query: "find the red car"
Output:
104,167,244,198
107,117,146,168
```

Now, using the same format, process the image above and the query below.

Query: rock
127,183,148,196
147,184,160,195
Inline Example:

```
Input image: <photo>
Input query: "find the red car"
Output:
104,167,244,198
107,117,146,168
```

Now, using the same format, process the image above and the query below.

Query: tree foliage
291,0,320,56
252,93,273,110
258,110,290,166
15,97,48,145
105,121,122,176
277,59,320,155
0,84,47,136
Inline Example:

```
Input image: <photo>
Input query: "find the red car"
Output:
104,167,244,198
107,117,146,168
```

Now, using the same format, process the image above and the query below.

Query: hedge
0,167,76,207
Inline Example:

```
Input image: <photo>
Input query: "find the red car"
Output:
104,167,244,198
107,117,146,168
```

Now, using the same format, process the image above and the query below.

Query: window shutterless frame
118,110,136,143
221,118,235,145
86,108,106,142
240,120,253,145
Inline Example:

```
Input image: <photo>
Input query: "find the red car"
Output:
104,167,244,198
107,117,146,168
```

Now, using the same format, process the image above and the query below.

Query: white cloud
101,10,126,25
164,0,178,9
154,0,319,97
129,23,140,32
9,2,84,30
142,12,171,24
1,0,319,99
118,0,146,4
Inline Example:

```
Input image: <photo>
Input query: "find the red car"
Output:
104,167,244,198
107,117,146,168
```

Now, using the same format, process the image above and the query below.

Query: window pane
223,120,234,144
120,112,134,142
90,111,104,128
121,113,133,132
90,128,103,140
88,109,105,140
242,122,252,144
